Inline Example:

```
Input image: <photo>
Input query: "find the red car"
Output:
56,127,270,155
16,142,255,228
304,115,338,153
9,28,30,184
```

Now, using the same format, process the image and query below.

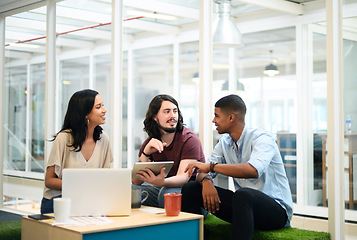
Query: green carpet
204,214,330,240
0,215,331,240
0,221,21,240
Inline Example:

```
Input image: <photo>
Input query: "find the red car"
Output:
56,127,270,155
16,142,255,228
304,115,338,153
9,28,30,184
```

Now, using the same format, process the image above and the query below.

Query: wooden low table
22,207,203,240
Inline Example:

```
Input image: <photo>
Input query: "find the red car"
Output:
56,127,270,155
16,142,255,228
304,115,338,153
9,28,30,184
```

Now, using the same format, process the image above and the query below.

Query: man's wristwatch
200,175,213,183
210,162,218,173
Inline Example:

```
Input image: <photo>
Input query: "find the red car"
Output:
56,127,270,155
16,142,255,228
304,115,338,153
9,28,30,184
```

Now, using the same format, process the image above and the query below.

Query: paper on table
52,216,114,226
52,218,78,226
138,208,165,214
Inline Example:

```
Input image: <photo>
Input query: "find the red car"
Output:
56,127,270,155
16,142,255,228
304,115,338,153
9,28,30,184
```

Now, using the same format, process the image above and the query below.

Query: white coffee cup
53,198,71,223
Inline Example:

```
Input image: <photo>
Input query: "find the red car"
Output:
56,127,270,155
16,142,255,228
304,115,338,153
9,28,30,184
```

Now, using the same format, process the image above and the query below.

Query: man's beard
157,119,177,133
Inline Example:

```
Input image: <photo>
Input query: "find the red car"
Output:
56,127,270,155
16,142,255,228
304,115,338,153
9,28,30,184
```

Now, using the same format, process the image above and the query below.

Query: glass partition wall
1,0,357,228
4,65,29,173
3,6,47,212
209,27,299,199
341,17,357,213
179,41,200,134
343,31,357,213
309,15,357,213
29,63,46,173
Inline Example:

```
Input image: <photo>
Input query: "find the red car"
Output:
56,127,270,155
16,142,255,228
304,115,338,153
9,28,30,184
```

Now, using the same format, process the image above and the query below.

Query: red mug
164,193,182,216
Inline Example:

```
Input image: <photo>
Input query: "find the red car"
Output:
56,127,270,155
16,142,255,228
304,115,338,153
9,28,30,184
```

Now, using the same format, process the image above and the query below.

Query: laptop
62,168,131,217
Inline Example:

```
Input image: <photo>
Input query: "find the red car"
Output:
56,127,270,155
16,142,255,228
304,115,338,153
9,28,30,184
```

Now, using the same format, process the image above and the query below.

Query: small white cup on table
53,198,71,223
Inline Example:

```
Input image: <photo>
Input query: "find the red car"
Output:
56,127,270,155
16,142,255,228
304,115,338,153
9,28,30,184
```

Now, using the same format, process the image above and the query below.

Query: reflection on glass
277,133,297,202
4,65,27,172
343,37,357,134
94,54,111,134
3,4,48,213
180,41,199,134
311,24,357,211
60,57,90,120
312,32,327,208
208,27,298,201
343,29,357,211
30,63,46,173
131,46,172,165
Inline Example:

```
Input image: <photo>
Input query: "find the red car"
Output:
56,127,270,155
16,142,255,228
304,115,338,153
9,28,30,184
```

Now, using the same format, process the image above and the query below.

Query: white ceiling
1,0,357,79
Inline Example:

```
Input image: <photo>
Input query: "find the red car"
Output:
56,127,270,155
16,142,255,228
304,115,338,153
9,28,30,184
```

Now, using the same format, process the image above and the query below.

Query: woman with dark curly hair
40,89,113,214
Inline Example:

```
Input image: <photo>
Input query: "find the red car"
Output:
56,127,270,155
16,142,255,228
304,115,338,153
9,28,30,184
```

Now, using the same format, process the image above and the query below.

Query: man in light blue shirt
182,94,293,240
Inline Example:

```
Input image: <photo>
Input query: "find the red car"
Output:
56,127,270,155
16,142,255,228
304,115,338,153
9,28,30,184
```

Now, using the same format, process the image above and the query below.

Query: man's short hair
143,94,184,139
215,94,246,122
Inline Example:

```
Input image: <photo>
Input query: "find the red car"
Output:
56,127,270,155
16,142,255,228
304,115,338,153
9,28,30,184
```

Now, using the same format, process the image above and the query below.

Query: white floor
2,200,40,215
291,215,357,240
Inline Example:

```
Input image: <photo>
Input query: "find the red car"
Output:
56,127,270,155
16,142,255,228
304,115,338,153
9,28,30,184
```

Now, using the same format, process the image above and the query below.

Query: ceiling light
62,80,71,85
213,63,229,69
192,72,199,84
126,10,178,21
264,50,279,77
213,0,243,48
221,80,245,91
264,64,279,77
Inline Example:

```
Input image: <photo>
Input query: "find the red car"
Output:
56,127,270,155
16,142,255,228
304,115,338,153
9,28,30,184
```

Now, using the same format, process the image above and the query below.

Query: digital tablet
131,161,174,179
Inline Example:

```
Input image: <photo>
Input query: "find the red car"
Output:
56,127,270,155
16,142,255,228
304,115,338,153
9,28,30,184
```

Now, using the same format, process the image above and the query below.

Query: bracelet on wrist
142,150,151,157
200,175,213,183
210,162,218,173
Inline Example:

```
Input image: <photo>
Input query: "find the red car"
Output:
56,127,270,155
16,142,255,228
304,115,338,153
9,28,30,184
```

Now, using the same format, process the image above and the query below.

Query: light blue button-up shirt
209,126,293,224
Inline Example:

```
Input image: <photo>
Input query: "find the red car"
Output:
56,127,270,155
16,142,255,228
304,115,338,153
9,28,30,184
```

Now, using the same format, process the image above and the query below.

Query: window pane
180,41,199,134
3,4,47,214
4,65,27,172
311,30,327,209
94,54,111,133
343,17,357,211
315,16,357,213
131,45,173,166
59,57,90,120
56,0,112,127
30,63,46,173
209,27,298,201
